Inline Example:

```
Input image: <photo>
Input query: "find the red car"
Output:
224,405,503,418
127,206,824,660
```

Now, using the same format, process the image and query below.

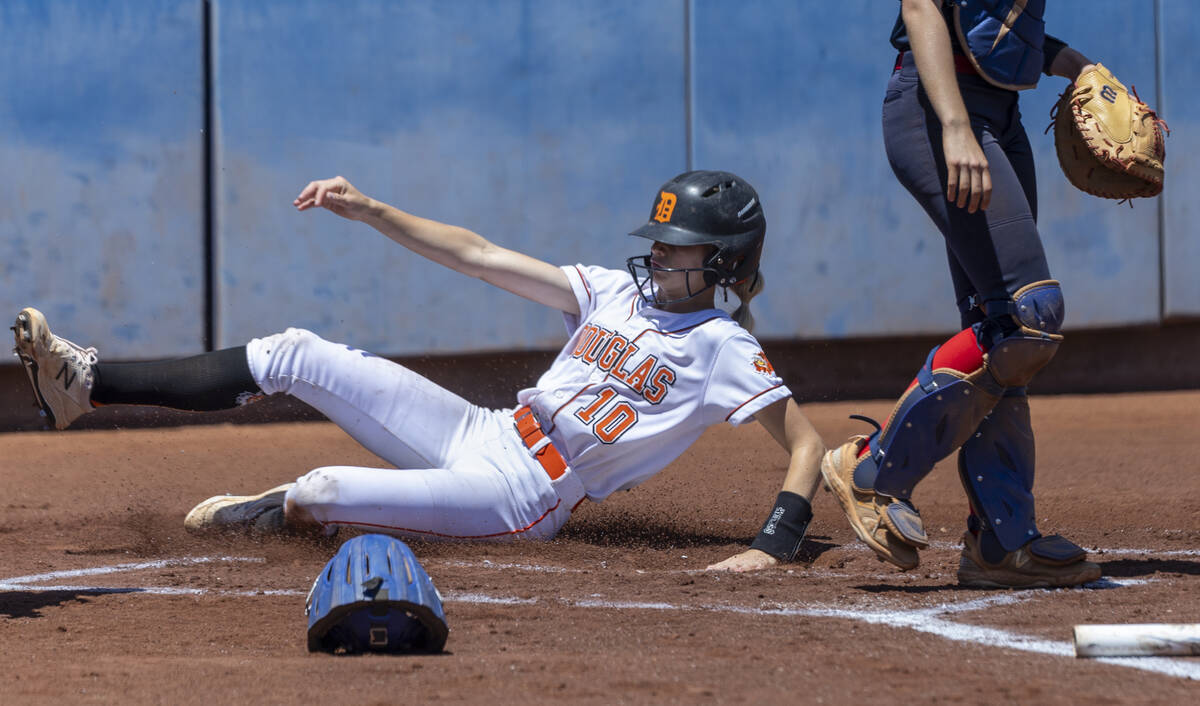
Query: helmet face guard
627,170,765,305
625,254,723,306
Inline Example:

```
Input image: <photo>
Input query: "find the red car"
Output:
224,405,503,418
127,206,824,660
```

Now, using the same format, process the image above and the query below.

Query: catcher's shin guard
957,389,1039,553
868,280,1065,498
861,329,1004,500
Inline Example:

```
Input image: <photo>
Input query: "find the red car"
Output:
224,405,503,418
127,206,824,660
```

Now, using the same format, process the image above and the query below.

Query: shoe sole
12,309,58,428
820,447,919,571
184,483,295,533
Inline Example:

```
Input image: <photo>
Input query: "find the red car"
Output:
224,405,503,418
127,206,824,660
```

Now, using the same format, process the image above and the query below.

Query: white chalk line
0,584,305,598
445,592,538,606
3,556,1196,681
434,558,919,583
0,556,265,587
924,540,1200,558
1086,547,1200,558
428,559,1163,592
443,589,1200,681
435,540,1200,577
439,559,582,574
432,559,858,578
0,556,289,597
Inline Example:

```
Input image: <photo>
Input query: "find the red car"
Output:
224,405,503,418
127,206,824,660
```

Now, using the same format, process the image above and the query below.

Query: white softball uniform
246,265,791,541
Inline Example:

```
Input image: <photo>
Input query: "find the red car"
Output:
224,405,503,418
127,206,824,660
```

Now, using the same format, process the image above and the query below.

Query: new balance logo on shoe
57,362,76,390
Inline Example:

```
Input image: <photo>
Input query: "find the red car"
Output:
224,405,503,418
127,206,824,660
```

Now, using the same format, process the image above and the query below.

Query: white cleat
184,483,296,534
11,307,99,430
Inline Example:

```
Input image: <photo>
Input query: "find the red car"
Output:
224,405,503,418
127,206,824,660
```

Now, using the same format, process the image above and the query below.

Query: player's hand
942,122,992,214
706,548,778,572
294,176,373,221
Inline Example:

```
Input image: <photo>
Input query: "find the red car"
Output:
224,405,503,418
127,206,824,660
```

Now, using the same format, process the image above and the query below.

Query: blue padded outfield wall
1161,1,1200,320
0,1,205,359
1,0,1196,360
210,0,686,353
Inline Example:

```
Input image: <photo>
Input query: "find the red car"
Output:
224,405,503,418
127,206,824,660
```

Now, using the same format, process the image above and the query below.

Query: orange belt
514,405,567,481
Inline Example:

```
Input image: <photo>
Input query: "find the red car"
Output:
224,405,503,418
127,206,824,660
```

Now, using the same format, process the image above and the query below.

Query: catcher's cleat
11,307,98,430
957,531,1102,589
820,436,923,571
184,483,295,534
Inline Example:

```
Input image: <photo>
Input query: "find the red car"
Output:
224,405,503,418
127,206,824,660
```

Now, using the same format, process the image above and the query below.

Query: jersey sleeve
559,264,636,334
704,332,792,426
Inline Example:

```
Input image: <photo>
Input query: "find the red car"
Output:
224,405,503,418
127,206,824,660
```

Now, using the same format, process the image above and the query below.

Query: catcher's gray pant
884,51,1052,323
246,328,585,540
879,52,1059,556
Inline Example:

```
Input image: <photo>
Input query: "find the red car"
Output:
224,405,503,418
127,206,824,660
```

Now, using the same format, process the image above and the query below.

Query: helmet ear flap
704,248,749,287
703,246,724,286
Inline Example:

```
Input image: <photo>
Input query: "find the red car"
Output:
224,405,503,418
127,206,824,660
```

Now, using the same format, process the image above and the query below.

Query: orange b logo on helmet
653,191,677,223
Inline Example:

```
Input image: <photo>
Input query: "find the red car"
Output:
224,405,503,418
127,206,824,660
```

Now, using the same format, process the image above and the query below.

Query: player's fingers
294,181,319,205
946,163,959,203
967,165,983,213
980,167,993,211
314,184,333,208
956,164,971,209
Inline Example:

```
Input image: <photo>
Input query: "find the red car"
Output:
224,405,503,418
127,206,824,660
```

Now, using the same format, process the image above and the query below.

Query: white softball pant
245,328,584,541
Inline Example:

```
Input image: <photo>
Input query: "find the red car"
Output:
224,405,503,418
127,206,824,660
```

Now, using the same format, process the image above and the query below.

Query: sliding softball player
13,170,823,572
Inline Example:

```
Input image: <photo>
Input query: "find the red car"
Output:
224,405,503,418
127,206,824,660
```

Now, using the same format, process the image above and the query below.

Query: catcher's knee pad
860,328,1004,499
982,280,1064,388
957,389,1039,552
306,534,448,654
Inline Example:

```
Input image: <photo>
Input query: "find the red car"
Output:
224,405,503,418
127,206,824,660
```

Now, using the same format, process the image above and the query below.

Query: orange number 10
573,387,638,444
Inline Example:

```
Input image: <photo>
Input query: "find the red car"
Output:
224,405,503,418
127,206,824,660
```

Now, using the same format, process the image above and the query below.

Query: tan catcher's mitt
1052,63,1168,200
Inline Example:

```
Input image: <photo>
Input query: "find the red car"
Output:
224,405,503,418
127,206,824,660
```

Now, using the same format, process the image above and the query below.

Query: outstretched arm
294,176,579,315
707,398,825,572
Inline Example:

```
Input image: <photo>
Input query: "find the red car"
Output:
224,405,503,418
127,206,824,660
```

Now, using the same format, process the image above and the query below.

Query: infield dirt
1,391,1198,703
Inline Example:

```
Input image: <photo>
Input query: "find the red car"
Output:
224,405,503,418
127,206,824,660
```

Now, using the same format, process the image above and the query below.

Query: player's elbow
449,230,497,280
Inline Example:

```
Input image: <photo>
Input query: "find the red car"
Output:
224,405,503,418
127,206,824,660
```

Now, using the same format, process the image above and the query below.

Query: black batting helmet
627,170,766,297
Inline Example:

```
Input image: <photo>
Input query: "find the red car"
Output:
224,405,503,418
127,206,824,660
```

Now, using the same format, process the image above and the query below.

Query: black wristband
749,491,813,562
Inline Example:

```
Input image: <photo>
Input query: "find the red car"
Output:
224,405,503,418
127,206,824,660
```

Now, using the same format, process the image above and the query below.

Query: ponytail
729,271,765,332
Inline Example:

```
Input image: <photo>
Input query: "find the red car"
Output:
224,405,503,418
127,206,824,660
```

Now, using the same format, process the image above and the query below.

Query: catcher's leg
958,389,1037,552
867,66,1061,570
956,388,1101,588
822,326,1002,569
822,280,1065,570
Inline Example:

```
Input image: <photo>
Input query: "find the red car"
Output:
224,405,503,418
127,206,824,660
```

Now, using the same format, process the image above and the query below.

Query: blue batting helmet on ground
305,534,449,654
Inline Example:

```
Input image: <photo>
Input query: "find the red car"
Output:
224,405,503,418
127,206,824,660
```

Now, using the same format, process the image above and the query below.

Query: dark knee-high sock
92,346,260,411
